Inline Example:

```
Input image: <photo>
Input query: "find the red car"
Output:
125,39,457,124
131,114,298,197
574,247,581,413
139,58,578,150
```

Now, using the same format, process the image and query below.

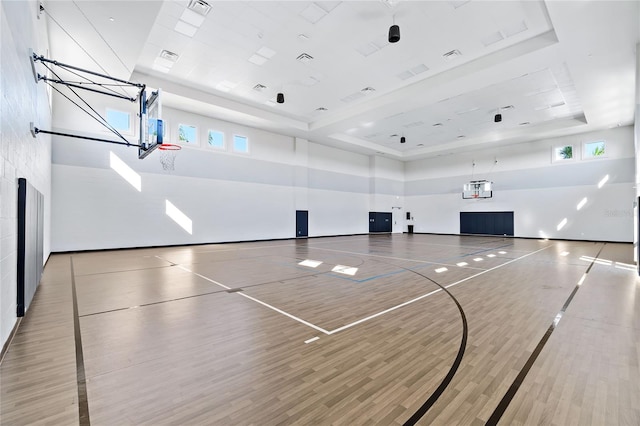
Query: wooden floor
1,234,639,425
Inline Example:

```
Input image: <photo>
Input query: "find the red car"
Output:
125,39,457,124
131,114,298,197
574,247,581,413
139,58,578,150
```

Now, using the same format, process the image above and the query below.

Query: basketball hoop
158,143,181,171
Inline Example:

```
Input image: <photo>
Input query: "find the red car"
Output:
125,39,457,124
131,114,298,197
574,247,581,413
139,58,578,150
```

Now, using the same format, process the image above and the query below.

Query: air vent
253,84,267,92
315,107,328,111
341,92,366,103
296,53,314,63
443,49,462,60
187,0,212,16
501,105,515,110
361,86,376,93
396,63,429,81
519,122,530,125
457,135,465,139
160,50,179,62
432,123,443,127
403,121,424,128
390,134,399,137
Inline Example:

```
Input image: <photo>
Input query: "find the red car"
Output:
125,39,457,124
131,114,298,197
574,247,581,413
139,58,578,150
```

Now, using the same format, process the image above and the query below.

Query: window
233,134,249,153
583,140,605,159
178,124,198,145
106,109,132,133
208,130,225,149
553,145,573,162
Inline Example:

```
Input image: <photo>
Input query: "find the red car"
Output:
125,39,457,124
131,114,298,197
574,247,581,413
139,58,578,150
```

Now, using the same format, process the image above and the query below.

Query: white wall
0,1,52,347
52,95,405,250
405,126,635,241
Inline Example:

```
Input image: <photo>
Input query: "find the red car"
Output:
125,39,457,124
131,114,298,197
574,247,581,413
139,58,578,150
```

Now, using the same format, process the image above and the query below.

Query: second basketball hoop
158,143,181,171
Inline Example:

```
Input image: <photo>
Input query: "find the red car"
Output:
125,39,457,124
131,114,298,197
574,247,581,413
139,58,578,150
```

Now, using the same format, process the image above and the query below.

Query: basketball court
3,234,637,424
2,1,640,425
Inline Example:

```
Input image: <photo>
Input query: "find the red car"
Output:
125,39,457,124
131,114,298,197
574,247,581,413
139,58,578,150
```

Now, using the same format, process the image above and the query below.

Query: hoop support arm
38,76,137,102
32,53,144,89
33,128,140,148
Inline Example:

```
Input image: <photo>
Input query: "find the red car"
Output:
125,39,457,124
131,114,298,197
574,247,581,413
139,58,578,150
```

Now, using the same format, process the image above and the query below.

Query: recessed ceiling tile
355,42,379,57
248,54,268,65
152,61,171,73
174,20,198,37
396,70,414,80
481,31,504,47
315,1,341,13
256,46,276,59
180,9,206,27
299,3,327,24
410,64,429,75
502,20,528,37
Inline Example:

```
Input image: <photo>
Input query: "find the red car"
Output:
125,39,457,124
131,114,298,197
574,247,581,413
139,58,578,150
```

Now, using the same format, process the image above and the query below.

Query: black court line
399,267,468,426
70,257,91,425
78,288,232,317
73,264,176,277
485,243,606,426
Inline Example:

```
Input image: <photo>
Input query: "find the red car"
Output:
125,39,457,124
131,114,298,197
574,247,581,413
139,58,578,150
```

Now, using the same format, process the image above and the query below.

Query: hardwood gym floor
1,234,638,425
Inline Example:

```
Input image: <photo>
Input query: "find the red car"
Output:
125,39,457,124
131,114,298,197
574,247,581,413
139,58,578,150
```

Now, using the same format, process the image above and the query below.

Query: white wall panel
0,1,52,347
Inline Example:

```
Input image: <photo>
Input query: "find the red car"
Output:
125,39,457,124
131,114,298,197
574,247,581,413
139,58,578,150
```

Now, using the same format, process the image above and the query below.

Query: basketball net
158,144,181,171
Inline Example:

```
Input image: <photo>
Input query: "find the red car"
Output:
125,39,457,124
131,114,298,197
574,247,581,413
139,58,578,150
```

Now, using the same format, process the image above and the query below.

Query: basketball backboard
138,88,164,159
462,180,493,199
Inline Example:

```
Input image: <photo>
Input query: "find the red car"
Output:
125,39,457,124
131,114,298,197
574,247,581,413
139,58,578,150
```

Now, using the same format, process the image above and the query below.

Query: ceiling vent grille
253,84,267,92
442,49,462,60
160,50,179,62
188,0,212,16
361,86,376,93
296,53,314,63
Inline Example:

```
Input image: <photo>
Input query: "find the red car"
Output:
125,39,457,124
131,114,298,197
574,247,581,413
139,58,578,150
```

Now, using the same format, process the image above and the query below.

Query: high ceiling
44,0,639,160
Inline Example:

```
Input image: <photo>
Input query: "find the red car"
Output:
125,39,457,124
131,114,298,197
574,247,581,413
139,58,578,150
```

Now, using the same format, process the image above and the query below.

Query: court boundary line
169,246,552,338
485,243,605,425
324,245,552,335
70,257,91,426
175,263,331,335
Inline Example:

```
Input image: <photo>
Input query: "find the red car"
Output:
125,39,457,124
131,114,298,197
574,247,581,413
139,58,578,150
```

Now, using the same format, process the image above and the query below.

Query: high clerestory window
233,134,249,153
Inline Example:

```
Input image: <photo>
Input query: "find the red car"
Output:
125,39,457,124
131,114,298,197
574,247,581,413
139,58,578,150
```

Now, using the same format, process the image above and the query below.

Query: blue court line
257,242,514,284
323,242,514,283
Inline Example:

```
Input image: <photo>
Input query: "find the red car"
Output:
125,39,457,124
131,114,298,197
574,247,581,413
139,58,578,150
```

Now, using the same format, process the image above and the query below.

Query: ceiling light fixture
388,15,400,43
277,93,284,103
494,107,503,123
400,136,406,143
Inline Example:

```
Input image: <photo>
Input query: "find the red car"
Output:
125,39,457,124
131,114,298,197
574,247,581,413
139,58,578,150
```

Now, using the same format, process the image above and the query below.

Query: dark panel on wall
369,212,392,233
296,210,308,238
17,178,44,317
460,211,514,236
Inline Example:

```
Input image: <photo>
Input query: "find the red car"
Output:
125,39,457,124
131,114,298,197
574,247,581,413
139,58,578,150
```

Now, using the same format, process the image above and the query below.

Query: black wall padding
17,178,44,317
460,211,514,236
369,212,392,233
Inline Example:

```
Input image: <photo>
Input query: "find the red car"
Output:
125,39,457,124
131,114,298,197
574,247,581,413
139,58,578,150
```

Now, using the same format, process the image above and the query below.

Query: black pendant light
388,24,400,43
277,93,284,104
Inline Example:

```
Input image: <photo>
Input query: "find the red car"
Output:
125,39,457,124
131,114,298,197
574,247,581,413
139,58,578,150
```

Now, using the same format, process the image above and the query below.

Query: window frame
105,108,134,136
582,140,606,160
232,134,250,154
207,129,226,150
177,123,199,146
551,144,574,163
